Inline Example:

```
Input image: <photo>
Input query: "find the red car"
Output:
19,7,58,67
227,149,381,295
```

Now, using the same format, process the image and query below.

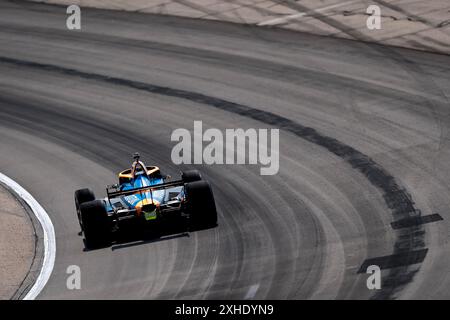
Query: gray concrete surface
29,0,450,54
0,183,35,300
1,0,450,299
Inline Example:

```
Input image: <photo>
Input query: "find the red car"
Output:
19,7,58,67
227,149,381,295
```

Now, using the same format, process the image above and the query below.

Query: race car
74,153,218,249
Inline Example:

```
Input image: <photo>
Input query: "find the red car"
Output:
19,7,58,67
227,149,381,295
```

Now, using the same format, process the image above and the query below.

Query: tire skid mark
0,94,267,299
0,56,426,298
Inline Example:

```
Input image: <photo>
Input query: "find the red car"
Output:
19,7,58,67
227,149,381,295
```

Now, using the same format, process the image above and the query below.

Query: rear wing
106,180,184,200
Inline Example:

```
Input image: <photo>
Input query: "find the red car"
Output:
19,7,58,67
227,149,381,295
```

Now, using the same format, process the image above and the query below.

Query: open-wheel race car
74,153,218,249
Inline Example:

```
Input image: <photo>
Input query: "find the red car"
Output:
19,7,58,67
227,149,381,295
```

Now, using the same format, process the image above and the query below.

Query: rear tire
184,181,217,230
79,200,111,249
75,189,95,230
182,170,202,183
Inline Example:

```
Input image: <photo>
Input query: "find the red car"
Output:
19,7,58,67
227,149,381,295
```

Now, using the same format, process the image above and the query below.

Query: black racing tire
184,180,217,230
75,188,95,230
182,170,202,183
79,200,111,249
75,188,95,206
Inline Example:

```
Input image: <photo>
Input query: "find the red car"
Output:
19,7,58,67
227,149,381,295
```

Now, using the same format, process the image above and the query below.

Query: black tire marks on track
0,55,427,299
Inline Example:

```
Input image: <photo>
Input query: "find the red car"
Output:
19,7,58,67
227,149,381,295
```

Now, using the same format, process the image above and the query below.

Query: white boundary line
0,173,56,300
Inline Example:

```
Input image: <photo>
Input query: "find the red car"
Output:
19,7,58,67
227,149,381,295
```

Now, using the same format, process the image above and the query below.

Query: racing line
1,0,450,299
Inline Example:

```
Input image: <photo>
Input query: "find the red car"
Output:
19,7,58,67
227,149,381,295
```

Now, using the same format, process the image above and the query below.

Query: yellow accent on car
135,198,160,217
118,166,160,179
144,210,157,221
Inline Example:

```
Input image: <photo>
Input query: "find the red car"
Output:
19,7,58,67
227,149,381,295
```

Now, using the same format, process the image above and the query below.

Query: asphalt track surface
1,0,450,300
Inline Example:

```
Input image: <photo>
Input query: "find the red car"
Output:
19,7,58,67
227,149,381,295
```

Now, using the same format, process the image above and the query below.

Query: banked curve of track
1,0,449,299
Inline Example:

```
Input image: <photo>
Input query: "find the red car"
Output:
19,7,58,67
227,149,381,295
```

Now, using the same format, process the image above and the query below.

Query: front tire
184,181,217,230
75,188,95,230
79,200,111,249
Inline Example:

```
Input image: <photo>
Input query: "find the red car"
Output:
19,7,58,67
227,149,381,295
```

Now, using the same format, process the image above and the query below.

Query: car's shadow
81,217,218,252
110,232,190,250
81,219,200,251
